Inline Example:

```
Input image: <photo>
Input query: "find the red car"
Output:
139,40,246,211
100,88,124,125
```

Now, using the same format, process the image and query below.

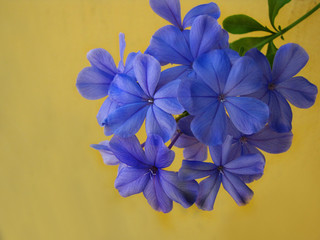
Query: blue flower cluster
77,0,317,213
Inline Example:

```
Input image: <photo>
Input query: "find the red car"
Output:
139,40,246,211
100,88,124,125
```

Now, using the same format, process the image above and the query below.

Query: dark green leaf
268,0,291,30
230,36,272,55
266,41,278,67
223,14,271,34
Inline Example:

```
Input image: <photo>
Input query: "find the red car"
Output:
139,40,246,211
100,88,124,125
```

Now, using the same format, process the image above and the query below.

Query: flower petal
248,125,293,153
154,79,184,114
183,2,220,28
196,173,222,211
224,56,263,96
115,166,149,197
107,102,149,138
90,140,120,165
118,33,126,72
157,65,192,90
87,48,117,76
190,15,221,59
178,78,218,115
183,142,208,161
276,76,317,108
224,154,265,177
96,97,119,127
193,50,231,94
177,115,194,137
76,67,113,100
109,135,148,168
272,43,309,83
144,134,175,168
123,52,140,78
134,54,161,97
149,0,182,28
191,102,227,146
146,25,193,65
178,160,216,181
222,171,253,206
267,91,292,132
160,170,199,208
108,74,148,105
146,105,176,142
225,97,269,135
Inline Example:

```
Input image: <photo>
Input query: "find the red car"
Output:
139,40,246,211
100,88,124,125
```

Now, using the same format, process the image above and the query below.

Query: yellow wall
1,0,319,239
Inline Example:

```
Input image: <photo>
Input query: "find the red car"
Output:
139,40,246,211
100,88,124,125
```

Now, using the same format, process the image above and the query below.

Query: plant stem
168,131,182,149
254,3,320,49
175,111,189,122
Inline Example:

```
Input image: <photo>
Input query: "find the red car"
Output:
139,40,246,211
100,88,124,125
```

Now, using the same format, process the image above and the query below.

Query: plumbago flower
178,49,270,146
245,44,318,133
179,136,265,210
105,53,184,142
109,134,198,213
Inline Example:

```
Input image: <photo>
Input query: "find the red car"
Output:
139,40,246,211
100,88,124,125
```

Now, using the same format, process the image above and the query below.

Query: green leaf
223,14,271,34
230,36,272,55
268,0,291,30
266,41,278,67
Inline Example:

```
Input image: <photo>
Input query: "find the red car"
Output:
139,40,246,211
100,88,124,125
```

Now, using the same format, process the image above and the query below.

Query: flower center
150,166,158,175
217,166,224,172
268,83,276,90
147,98,154,104
218,94,225,102
240,136,247,144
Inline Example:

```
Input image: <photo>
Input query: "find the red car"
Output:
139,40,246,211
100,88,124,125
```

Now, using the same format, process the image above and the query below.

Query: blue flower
146,14,229,80
245,44,318,132
76,33,138,100
227,118,293,156
149,0,220,31
173,115,208,161
109,134,199,213
105,54,184,142
179,136,265,211
90,141,120,165
178,49,270,146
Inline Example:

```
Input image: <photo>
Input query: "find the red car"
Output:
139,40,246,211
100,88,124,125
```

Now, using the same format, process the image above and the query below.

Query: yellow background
1,0,320,239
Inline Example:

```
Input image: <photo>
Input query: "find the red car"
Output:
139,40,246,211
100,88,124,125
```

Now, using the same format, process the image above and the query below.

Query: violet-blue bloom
178,49,269,146
149,0,220,30
179,136,265,211
109,134,199,213
90,141,120,165
245,44,318,132
106,54,184,142
173,115,208,161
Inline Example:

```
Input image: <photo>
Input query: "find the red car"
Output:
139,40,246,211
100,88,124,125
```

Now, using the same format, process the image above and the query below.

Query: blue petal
143,174,173,213
134,54,161,97
107,102,149,137
76,67,113,100
224,97,269,135
144,134,175,168
226,117,242,139
245,48,272,84
147,25,193,65
191,102,227,146
118,33,126,72
108,74,148,105
178,78,218,115
183,2,220,28
146,105,176,142
96,97,119,127
223,49,240,65
157,65,192,90
109,135,149,168
87,48,118,76
154,79,184,114
183,141,208,161
222,171,253,206
272,43,309,83
123,52,140,78
189,15,221,59
178,160,216,180
193,49,231,94
149,0,182,29
177,115,194,136
196,173,222,211
248,125,293,153
224,56,263,96
216,29,229,49
115,166,149,197
209,135,235,166
277,76,318,108
159,170,199,208
90,141,120,165
224,154,265,177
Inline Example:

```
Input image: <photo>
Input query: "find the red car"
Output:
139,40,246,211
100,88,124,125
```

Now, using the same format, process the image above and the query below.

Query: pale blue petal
90,140,120,165
118,33,126,72
87,48,118,76
178,160,216,180
149,0,182,28
96,97,119,127
123,52,140,78
224,154,265,177
157,65,192,90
